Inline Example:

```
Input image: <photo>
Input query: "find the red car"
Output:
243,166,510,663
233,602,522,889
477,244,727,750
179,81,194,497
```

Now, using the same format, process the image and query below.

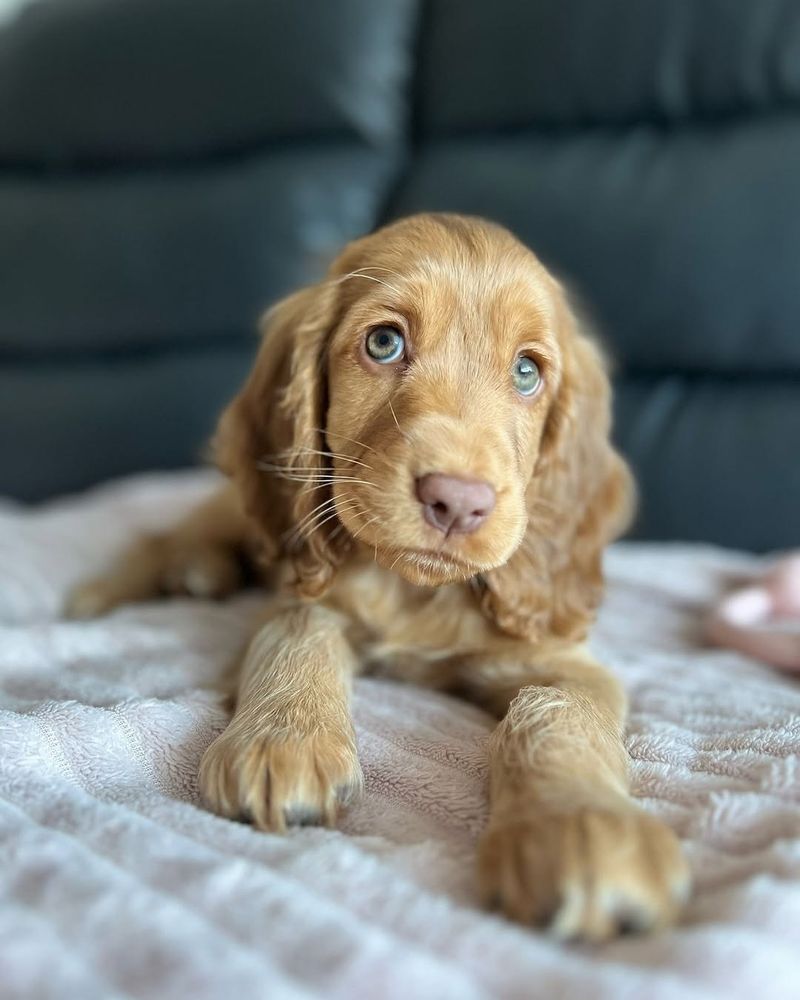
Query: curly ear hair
213,282,349,599
481,289,635,644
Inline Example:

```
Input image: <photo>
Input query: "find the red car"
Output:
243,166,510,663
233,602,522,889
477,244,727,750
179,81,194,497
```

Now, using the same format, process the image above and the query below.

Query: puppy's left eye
365,325,405,364
512,356,541,396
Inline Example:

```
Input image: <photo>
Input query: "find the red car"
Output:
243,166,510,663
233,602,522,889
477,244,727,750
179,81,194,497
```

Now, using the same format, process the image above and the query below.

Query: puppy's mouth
331,488,507,583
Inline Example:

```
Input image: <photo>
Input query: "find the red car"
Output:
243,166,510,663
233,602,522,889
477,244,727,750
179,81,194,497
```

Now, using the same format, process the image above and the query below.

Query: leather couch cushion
0,0,416,165
0,346,252,500
615,375,800,548
418,0,800,131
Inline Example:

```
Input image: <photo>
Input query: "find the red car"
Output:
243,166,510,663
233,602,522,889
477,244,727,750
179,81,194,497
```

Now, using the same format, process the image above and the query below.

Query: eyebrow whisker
334,269,402,295
348,266,404,279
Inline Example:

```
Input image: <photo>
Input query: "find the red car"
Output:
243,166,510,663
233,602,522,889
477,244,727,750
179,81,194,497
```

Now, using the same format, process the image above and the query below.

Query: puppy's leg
199,600,362,831
458,645,690,941
65,485,249,617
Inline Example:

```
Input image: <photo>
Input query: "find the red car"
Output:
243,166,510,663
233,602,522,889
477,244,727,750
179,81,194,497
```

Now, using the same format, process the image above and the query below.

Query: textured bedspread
1,472,799,999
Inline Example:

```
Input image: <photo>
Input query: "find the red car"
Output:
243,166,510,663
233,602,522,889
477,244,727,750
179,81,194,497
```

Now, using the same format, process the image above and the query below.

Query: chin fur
372,547,480,587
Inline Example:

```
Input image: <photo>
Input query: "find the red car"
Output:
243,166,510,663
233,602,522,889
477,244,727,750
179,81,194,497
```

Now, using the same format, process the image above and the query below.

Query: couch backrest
1,0,798,550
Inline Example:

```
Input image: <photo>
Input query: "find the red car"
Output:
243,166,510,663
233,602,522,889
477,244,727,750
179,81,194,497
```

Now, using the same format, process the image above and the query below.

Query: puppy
67,213,690,941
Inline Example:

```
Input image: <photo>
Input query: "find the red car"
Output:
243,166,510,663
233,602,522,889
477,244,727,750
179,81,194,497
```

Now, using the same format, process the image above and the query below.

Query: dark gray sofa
2,0,798,551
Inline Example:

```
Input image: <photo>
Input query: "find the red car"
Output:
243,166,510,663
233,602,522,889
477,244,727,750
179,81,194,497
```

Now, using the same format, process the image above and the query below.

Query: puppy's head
216,214,633,641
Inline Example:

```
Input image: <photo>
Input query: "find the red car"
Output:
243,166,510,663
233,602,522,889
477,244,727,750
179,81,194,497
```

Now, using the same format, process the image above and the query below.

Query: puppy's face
219,212,629,639
323,217,562,586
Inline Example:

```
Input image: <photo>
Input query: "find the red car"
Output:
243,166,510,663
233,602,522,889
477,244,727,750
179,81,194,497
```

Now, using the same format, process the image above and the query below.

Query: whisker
284,495,339,538
387,397,409,442
297,448,373,470
328,523,346,543
297,477,379,497
350,514,380,544
311,428,377,456
257,465,378,490
286,498,361,547
334,269,401,295
388,549,406,573
284,490,357,540
283,505,339,548
257,464,330,474
260,468,377,484
260,448,373,471
325,502,372,546
348,266,404,279
297,502,360,541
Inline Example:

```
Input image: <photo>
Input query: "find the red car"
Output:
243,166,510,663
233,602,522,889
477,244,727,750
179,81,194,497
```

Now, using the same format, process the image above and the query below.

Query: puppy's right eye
365,325,405,364
512,355,542,397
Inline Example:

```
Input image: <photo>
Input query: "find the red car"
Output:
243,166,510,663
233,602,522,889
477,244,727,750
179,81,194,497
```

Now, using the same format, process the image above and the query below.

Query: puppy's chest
323,558,496,682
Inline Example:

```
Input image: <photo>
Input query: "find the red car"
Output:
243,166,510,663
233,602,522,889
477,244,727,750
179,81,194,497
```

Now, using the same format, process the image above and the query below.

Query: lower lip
406,548,475,571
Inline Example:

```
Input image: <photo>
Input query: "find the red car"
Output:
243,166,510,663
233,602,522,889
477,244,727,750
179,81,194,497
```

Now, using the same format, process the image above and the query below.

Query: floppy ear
481,293,635,644
213,282,349,598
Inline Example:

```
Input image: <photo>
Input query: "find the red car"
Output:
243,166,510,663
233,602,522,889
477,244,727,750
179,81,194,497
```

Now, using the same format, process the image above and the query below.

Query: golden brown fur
66,214,689,942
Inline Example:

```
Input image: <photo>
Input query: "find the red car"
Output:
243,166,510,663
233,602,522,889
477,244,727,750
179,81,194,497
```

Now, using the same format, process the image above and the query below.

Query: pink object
707,554,800,670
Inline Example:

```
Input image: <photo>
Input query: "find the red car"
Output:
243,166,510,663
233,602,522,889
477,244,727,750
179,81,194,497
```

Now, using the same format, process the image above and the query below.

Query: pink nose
415,474,496,535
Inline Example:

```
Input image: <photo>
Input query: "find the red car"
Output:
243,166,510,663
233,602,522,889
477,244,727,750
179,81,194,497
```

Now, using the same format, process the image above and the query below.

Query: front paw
478,806,690,942
199,724,363,832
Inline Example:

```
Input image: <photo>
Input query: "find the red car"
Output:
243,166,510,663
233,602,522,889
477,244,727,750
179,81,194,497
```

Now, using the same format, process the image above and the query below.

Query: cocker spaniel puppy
67,214,689,941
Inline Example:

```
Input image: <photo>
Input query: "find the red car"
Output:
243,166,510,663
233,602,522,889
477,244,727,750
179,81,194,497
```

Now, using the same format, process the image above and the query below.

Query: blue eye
512,356,541,396
365,325,405,363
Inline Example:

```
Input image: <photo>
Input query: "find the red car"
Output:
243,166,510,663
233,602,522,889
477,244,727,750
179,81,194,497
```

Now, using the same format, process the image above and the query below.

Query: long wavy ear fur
481,291,635,643
213,282,349,598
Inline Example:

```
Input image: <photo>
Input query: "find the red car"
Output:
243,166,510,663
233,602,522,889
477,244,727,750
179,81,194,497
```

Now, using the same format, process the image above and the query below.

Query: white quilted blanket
2,471,799,1000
